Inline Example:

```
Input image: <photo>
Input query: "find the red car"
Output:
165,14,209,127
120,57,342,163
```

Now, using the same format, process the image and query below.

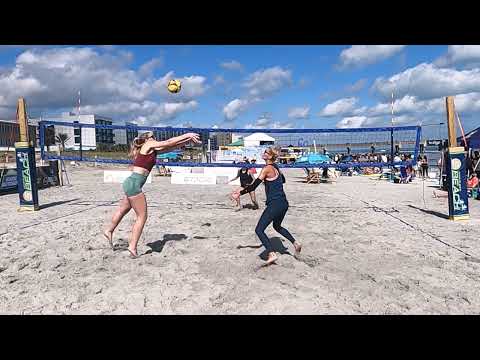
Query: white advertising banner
104,171,152,184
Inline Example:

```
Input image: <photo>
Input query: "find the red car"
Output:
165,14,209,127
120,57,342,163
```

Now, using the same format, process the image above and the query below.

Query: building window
75,136,81,144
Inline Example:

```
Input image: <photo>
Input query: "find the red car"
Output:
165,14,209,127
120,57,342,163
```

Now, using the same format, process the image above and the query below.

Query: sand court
1,165,480,314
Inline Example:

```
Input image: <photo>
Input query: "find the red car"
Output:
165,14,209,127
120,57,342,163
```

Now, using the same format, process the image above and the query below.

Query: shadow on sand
144,234,188,254
407,205,449,220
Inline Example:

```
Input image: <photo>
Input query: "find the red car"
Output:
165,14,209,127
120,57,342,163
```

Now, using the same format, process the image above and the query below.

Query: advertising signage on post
446,147,469,220
426,139,443,147
15,142,39,211
0,162,60,195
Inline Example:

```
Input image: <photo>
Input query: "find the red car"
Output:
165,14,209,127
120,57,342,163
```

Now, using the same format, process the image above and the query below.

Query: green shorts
122,172,148,197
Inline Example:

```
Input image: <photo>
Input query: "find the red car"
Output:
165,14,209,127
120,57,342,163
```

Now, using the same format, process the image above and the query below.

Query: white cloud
245,121,294,129
213,75,226,85
98,45,116,52
0,47,207,125
222,98,251,121
244,114,294,129
288,106,310,119
336,116,371,128
435,45,480,68
81,100,198,125
244,66,292,98
339,45,406,69
335,114,420,129
138,57,163,78
319,97,359,117
220,60,244,71
221,66,293,121
371,62,480,101
256,116,270,126
153,72,209,101
345,78,368,93
330,92,480,130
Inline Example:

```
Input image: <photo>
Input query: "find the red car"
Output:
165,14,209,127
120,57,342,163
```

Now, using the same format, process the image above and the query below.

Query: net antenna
389,87,396,166
78,90,81,121
391,90,395,127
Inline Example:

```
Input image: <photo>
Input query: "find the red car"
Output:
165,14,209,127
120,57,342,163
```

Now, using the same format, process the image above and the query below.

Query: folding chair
306,168,320,183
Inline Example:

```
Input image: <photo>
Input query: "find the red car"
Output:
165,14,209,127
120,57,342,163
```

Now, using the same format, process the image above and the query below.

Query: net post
445,96,469,220
446,96,457,147
79,123,83,161
14,98,39,211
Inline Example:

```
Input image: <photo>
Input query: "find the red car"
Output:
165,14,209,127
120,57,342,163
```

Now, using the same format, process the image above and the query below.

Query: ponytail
128,131,154,159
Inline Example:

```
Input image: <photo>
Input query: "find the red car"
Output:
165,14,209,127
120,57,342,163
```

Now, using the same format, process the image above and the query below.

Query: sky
0,45,478,138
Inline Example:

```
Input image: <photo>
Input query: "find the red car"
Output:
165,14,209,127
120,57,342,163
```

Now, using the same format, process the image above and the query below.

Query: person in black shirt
421,155,429,179
229,167,259,209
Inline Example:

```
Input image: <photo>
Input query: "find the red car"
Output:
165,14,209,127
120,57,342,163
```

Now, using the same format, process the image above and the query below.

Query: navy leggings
255,200,296,253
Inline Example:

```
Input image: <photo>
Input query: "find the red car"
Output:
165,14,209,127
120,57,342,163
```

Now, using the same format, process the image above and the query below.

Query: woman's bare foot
103,230,114,250
228,194,240,207
266,252,278,265
127,246,138,259
293,241,302,254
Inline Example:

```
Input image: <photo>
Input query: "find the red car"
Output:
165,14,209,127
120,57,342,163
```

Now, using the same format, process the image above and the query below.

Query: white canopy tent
243,132,275,147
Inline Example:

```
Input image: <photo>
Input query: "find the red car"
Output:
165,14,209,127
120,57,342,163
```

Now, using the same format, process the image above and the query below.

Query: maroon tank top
133,151,156,172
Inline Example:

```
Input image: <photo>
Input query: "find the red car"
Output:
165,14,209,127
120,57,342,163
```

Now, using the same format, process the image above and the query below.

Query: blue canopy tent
458,126,480,149
156,151,182,160
296,153,332,164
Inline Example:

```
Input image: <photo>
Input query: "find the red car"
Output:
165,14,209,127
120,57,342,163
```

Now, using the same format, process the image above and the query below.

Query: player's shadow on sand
237,237,292,260
408,205,449,220
144,234,188,254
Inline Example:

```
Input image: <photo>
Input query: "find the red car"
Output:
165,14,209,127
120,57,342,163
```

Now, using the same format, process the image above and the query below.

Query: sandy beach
1,164,480,314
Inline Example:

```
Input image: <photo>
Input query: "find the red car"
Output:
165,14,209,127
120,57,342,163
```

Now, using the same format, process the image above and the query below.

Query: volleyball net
39,120,421,169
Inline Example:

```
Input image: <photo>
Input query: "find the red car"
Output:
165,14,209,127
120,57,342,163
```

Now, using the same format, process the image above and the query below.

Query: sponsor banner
171,173,217,185
1,161,60,194
15,145,39,209
103,170,152,184
446,147,469,220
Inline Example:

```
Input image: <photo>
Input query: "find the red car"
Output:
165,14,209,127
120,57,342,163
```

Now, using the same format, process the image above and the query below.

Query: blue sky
0,45,478,137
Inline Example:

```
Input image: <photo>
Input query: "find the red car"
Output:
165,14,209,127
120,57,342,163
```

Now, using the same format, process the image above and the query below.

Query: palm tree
55,133,71,153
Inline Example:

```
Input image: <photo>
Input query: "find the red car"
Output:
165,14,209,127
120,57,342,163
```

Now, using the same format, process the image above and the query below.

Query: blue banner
15,143,39,211
446,147,469,220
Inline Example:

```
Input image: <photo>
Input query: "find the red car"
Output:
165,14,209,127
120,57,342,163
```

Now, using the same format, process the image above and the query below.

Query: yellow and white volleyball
167,79,182,94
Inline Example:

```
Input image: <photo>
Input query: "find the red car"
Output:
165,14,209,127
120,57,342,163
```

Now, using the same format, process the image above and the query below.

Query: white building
243,132,275,147
113,128,126,145
44,112,114,150
113,122,138,145
231,133,243,143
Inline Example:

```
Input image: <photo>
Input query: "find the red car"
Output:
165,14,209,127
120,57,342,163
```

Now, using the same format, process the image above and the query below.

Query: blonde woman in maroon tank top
104,131,200,258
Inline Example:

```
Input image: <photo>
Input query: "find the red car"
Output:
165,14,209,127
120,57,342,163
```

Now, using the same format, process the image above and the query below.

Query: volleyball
167,79,182,94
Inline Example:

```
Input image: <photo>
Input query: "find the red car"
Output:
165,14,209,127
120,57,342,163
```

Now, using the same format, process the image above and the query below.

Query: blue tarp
296,154,332,164
157,152,181,160
458,127,480,149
